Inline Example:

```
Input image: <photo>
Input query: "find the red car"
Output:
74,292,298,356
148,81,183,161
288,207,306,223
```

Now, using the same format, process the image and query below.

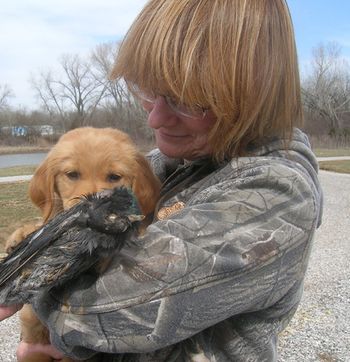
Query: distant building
11,126,28,137
34,125,54,136
0,125,55,136
0,126,12,135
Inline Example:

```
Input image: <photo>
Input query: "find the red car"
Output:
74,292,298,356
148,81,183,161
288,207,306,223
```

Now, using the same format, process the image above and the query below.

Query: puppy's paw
5,223,42,254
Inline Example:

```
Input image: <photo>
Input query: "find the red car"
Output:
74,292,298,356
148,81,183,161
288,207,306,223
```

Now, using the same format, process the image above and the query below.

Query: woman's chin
155,137,188,159
155,133,212,160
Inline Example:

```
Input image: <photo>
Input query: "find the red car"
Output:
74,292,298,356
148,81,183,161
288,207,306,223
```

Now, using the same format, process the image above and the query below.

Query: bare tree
302,42,350,132
31,70,67,131
91,43,151,142
0,84,14,110
31,54,106,131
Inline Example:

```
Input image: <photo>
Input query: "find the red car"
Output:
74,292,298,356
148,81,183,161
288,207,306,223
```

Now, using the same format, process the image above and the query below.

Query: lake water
0,153,47,168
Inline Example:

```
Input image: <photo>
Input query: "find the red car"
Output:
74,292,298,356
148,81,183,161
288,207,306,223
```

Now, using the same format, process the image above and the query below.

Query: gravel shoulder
0,170,349,361
278,170,350,362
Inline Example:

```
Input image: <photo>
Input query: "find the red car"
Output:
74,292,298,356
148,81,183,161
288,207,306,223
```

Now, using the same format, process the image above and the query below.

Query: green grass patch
0,165,37,177
319,160,350,174
0,182,40,252
313,148,350,157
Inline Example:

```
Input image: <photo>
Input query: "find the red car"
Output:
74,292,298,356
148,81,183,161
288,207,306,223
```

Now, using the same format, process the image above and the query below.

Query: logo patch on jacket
157,201,185,220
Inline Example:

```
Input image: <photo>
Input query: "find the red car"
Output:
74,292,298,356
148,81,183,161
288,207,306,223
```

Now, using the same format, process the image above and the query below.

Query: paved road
0,170,349,361
0,175,32,184
317,156,350,161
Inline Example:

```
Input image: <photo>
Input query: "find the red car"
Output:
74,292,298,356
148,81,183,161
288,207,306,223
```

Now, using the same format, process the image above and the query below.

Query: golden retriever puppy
5,127,161,362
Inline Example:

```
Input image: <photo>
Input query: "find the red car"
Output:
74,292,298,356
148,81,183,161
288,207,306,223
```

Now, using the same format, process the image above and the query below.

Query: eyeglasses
131,86,208,119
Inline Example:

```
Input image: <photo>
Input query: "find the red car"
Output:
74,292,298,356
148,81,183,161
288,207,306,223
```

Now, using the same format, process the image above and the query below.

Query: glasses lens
130,84,207,118
165,96,206,119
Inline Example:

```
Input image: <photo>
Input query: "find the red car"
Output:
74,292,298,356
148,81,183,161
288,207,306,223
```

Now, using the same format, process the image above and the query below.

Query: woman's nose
146,97,178,129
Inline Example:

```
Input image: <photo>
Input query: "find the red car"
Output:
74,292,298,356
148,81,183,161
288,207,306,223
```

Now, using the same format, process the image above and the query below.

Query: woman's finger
17,341,65,360
0,304,22,321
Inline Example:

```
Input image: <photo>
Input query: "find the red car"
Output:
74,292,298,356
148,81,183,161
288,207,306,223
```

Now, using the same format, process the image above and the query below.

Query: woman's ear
132,154,161,216
28,159,61,222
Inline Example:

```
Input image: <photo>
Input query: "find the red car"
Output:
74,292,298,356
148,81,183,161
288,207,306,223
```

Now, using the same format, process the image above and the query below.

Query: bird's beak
127,214,145,223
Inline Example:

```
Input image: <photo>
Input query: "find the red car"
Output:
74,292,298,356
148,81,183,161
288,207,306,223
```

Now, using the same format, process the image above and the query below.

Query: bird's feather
0,187,142,304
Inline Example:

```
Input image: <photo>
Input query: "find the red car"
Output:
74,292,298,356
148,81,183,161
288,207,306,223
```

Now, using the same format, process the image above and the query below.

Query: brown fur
5,127,160,362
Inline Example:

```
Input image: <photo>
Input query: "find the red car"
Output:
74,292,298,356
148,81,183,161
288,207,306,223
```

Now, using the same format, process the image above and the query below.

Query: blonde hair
112,0,303,161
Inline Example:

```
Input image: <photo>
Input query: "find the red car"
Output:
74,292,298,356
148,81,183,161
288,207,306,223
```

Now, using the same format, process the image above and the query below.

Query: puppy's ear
29,159,62,222
132,154,161,216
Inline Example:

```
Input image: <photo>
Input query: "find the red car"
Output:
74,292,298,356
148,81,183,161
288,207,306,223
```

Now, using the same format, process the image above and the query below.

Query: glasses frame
132,87,208,119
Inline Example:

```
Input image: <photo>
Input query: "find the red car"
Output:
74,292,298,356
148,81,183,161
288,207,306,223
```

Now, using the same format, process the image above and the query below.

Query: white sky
0,0,147,109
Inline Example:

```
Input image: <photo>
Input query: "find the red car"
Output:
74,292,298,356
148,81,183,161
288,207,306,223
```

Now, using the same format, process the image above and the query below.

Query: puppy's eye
107,173,121,182
66,171,80,180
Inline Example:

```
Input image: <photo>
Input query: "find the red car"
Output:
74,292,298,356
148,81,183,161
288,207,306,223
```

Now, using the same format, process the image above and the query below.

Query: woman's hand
0,304,22,321
17,341,65,361
1,306,65,360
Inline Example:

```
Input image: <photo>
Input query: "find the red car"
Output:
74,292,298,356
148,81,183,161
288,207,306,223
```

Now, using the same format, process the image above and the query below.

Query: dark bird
0,187,143,305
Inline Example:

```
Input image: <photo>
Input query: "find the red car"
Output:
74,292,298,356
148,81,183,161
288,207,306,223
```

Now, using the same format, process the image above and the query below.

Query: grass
0,181,41,252
0,165,37,177
313,148,350,157
318,160,350,174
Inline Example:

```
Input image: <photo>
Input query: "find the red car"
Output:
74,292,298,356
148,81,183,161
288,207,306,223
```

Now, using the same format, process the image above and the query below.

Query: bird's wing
0,187,141,290
0,207,87,287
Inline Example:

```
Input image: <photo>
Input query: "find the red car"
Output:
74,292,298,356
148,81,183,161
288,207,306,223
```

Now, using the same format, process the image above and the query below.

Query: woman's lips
158,130,189,139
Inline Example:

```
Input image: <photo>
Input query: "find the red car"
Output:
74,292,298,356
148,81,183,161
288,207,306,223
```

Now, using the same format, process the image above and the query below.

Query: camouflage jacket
33,129,323,362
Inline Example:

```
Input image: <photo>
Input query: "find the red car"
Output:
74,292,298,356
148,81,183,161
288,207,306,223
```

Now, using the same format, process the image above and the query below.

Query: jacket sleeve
33,160,321,360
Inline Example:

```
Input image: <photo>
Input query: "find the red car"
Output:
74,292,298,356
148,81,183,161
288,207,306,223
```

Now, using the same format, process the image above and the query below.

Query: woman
1,0,323,361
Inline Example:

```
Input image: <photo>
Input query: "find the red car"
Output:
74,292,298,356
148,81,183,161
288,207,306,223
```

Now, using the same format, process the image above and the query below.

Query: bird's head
85,187,144,234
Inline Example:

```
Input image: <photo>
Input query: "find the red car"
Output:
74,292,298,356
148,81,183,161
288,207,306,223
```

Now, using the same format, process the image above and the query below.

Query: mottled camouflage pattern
33,129,323,361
